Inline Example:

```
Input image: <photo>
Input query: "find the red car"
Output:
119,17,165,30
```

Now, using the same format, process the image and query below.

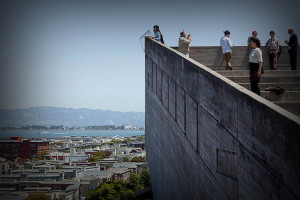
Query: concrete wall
145,37,300,200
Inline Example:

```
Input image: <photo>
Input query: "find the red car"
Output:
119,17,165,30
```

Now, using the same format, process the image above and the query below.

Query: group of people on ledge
148,25,298,96
221,29,298,70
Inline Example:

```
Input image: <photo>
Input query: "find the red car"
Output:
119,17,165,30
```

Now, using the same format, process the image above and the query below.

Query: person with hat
248,31,258,47
178,30,191,57
220,30,234,70
265,31,280,70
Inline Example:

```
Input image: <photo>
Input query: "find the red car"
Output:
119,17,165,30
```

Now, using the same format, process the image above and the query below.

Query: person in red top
248,31,258,47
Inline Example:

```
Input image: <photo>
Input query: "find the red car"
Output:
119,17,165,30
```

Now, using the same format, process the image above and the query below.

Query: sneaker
229,67,232,70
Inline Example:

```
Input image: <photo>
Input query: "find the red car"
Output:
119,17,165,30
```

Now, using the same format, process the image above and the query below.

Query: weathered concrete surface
145,38,300,200
187,46,300,116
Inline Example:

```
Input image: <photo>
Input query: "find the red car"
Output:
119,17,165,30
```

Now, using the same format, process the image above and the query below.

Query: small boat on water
39,131,49,134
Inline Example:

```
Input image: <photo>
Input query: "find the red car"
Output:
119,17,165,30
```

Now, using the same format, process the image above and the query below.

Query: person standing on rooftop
266,31,280,70
220,30,234,70
178,30,191,58
248,31,258,47
249,37,263,95
285,28,298,70
151,25,164,44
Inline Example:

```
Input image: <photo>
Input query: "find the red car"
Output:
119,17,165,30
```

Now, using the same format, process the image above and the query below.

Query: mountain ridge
0,106,145,127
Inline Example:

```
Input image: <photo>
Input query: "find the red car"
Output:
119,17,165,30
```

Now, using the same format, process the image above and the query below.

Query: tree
111,140,121,144
50,142,64,146
25,193,50,200
87,180,134,200
121,157,130,162
127,172,143,192
90,145,100,148
139,169,151,187
131,156,146,162
16,157,26,165
87,150,112,162
136,136,145,141
9,163,19,170
124,138,131,142
56,164,63,169
34,151,48,161
86,173,145,200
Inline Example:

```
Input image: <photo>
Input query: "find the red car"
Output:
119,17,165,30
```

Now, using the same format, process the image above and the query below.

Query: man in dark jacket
285,28,298,70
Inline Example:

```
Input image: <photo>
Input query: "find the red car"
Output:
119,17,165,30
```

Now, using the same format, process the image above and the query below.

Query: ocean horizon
0,129,144,139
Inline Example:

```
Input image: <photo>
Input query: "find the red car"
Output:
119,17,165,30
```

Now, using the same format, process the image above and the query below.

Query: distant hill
0,107,145,127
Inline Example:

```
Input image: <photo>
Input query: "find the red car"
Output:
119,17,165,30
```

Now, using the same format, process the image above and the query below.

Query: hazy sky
0,0,299,112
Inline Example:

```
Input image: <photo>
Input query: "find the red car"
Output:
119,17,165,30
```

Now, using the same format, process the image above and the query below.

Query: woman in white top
249,37,263,95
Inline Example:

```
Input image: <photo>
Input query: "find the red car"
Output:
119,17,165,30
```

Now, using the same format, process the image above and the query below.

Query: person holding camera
178,30,191,58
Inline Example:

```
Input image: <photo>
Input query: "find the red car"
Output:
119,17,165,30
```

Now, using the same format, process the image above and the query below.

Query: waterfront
0,129,144,139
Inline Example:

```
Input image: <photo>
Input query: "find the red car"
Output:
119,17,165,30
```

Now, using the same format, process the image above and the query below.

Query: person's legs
255,79,260,95
224,51,232,70
251,80,260,95
290,52,297,70
224,53,229,70
227,51,232,70
273,51,278,70
268,51,273,70
250,66,260,95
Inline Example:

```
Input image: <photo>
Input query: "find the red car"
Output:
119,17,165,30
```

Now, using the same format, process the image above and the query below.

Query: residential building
0,137,50,160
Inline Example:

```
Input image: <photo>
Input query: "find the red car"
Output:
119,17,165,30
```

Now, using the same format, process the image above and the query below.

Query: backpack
160,31,165,44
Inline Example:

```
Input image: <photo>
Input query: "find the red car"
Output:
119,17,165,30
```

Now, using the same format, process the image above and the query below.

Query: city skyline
0,0,299,112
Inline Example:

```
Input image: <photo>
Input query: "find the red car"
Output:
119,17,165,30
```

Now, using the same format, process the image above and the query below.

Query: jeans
289,51,297,70
268,50,278,70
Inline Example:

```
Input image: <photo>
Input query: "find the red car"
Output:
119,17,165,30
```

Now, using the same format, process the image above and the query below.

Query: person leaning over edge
249,37,263,96
178,30,191,58
265,31,280,70
220,30,234,70
285,28,298,70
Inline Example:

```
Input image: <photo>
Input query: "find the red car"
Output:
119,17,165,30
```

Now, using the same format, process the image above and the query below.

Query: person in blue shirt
220,30,234,70
150,25,164,44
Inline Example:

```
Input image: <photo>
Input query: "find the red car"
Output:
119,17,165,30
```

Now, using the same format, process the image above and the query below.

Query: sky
0,0,299,112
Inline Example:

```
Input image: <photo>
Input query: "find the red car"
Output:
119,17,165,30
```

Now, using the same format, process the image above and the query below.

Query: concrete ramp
145,38,300,200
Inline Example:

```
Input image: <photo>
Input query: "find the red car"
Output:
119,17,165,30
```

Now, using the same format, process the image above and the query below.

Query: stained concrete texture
186,46,300,116
145,38,300,200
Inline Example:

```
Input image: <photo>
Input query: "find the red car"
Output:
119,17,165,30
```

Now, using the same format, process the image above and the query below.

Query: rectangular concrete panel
238,145,298,200
185,94,198,151
217,149,238,180
152,63,157,93
162,71,169,109
156,67,162,100
175,84,185,133
146,89,229,200
237,90,300,198
198,105,239,200
168,78,176,119
198,69,238,137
